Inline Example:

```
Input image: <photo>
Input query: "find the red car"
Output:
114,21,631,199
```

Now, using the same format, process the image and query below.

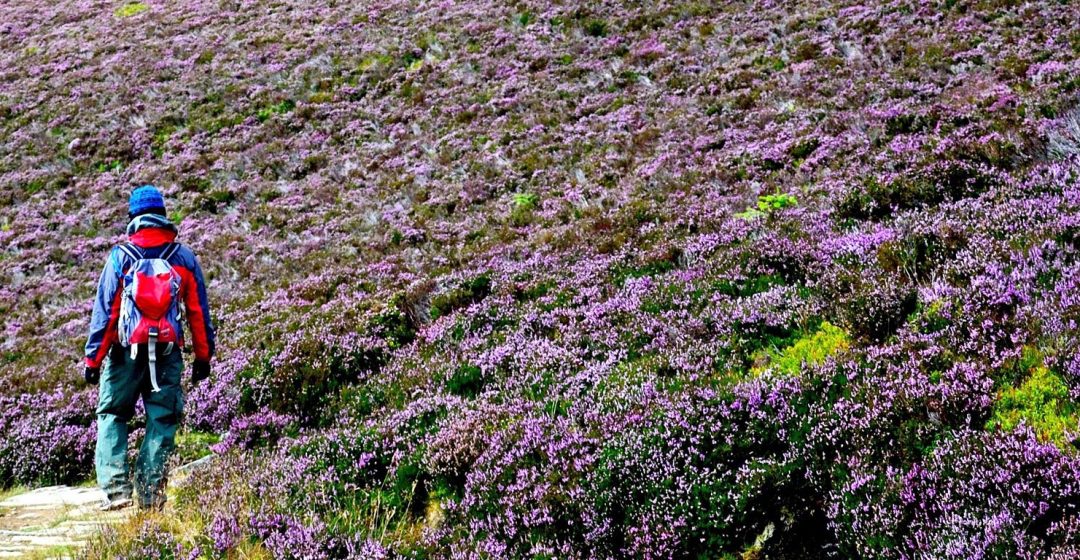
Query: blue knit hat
129,185,166,217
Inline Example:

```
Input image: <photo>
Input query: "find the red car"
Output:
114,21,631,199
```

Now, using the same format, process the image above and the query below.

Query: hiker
83,185,216,511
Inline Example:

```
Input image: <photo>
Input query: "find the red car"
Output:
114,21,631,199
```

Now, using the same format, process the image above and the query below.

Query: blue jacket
85,215,215,368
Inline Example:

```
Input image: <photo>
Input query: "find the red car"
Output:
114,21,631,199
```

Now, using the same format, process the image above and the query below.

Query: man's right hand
84,366,100,385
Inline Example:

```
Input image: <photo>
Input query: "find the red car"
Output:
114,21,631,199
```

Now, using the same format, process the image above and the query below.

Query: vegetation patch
752,321,850,377
114,2,148,18
988,365,1079,450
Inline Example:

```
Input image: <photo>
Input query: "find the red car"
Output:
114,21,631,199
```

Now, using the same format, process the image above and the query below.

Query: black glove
84,366,100,385
192,360,211,384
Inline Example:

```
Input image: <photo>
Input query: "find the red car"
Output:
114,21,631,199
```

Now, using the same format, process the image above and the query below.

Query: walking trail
0,457,209,559
0,485,127,558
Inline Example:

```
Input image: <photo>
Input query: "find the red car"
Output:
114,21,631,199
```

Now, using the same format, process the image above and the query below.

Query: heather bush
441,414,601,558
590,377,838,558
0,390,95,486
831,428,1080,559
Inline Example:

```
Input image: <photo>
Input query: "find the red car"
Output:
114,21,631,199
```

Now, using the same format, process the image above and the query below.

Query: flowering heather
4,0,1080,557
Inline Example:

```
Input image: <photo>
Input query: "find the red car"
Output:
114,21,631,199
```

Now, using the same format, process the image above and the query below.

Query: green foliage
446,364,485,398
789,138,820,160
23,179,44,195
402,51,423,69
512,278,555,302
238,339,387,425
256,99,296,122
512,192,539,210
168,209,188,225
150,117,184,157
612,252,679,288
430,275,492,320
736,193,798,220
713,274,785,299
173,431,220,464
584,19,608,37
515,11,534,27
194,50,214,65
510,193,539,226
114,2,148,18
95,160,123,173
752,321,849,377
988,366,1079,449
337,382,390,419
758,193,798,212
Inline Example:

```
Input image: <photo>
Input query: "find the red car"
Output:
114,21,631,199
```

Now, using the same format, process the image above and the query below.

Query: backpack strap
117,242,143,263
159,242,181,262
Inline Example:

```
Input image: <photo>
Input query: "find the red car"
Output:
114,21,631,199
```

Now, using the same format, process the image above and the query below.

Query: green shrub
510,193,539,226
238,339,387,425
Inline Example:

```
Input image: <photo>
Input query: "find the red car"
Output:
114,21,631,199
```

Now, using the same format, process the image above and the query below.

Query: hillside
3,0,1080,557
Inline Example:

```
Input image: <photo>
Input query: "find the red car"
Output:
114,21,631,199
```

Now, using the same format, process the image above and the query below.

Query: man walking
84,185,216,511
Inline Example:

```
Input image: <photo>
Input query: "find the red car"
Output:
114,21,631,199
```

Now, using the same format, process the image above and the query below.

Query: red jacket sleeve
176,260,215,362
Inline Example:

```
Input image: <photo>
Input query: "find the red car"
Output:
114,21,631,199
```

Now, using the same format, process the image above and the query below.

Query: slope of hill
3,0,1080,557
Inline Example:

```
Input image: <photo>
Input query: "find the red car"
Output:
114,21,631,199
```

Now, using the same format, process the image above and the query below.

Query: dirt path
0,486,130,558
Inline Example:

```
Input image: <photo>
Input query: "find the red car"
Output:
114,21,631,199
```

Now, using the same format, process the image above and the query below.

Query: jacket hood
126,214,178,247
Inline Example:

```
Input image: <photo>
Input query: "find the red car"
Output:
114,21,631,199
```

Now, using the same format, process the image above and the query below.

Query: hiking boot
98,496,133,511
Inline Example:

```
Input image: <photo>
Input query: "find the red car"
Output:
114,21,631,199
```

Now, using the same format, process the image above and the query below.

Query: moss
988,366,1079,450
752,321,850,377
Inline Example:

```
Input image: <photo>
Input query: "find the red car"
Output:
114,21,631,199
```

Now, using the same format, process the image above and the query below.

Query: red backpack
117,242,183,392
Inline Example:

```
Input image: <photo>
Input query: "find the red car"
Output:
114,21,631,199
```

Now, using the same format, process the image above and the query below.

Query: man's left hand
192,360,210,385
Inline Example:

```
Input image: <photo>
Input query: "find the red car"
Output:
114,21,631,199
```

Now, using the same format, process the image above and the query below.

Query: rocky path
0,457,210,559
0,486,128,559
